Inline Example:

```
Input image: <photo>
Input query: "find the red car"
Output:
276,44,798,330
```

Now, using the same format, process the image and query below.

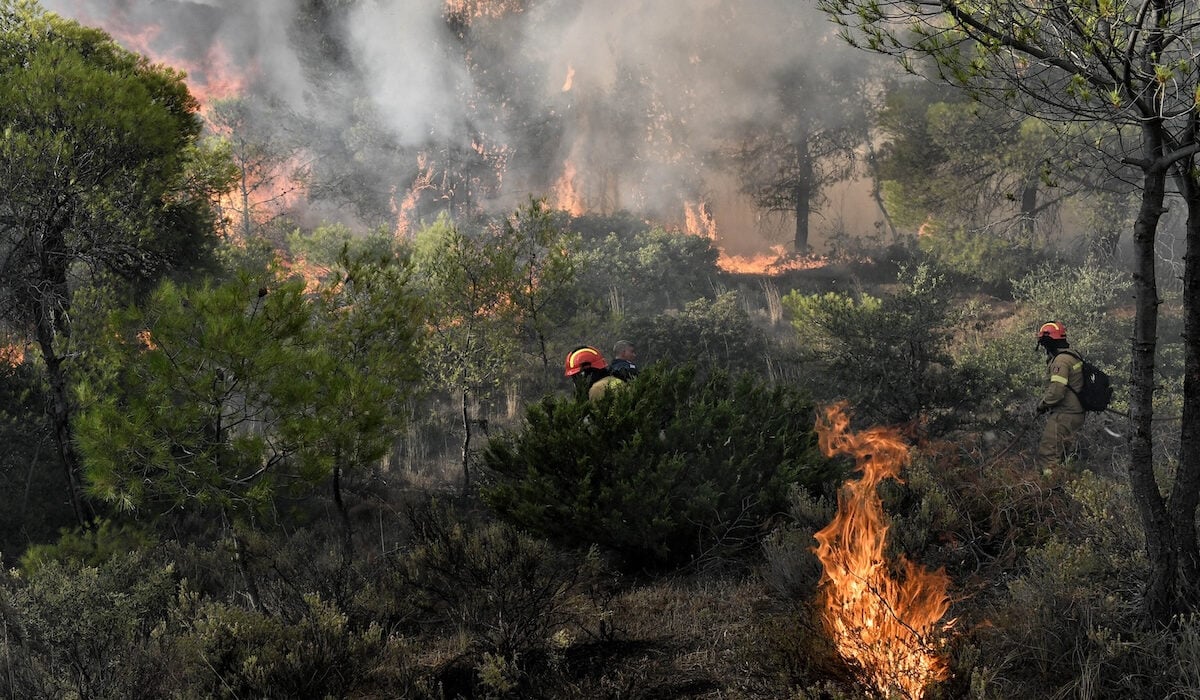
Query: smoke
38,0,879,253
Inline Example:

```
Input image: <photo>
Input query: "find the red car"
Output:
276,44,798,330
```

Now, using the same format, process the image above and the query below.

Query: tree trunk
460,390,472,495
30,239,90,528
1128,133,1172,621
1168,160,1200,610
332,462,354,558
794,144,813,253
1020,179,1038,240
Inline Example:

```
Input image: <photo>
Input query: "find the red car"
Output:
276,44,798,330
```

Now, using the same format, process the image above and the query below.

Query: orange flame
561,65,575,92
136,329,157,351
0,344,25,367
552,160,584,215
682,200,840,275
813,403,953,699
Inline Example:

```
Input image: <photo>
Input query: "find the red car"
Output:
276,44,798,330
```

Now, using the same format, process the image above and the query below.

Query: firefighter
609,340,639,381
1035,321,1085,474
564,345,625,401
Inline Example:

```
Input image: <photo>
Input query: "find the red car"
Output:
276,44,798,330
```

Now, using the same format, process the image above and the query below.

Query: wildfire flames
60,3,851,279
813,403,952,698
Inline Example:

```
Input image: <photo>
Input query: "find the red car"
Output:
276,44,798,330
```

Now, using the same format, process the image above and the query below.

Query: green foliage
483,364,836,570
74,253,424,517
173,594,416,700
1011,261,1131,357
783,263,986,432
973,471,1161,698
574,226,720,319
503,198,581,370
392,501,595,663
0,550,177,700
19,518,155,574
917,224,1048,290
412,213,521,400
623,291,773,376
0,2,231,321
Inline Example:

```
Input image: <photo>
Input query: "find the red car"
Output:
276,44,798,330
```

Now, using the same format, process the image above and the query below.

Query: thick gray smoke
38,0,878,254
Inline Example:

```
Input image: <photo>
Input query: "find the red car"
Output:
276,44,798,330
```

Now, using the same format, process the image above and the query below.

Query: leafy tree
879,82,1060,236
74,250,423,537
727,57,871,253
411,214,521,492
0,2,233,525
820,0,1200,619
502,198,579,371
483,363,835,571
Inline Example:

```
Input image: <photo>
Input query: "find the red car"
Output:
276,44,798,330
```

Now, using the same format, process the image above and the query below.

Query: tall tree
411,214,521,493
728,58,870,253
820,0,1200,620
0,2,231,525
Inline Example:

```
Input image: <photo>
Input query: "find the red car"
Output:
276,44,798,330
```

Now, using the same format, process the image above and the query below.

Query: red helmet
1037,321,1067,341
565,346,606,377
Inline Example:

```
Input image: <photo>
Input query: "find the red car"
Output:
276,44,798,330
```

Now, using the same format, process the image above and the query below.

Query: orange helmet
565,346,606,376
1037,321,1067,341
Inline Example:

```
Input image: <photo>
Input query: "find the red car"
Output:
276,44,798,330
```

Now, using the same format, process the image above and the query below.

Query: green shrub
966,472,1160,698
392,501,597,660
0,550,177,700
783,263,989,434
172,592,422,700
483,364,837,571
622,292,773,377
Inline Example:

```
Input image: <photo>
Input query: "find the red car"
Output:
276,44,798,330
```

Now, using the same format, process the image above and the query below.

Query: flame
215,154,311,240
136,329,157,351
561,65,575,92
0,344,25,367
52,4,250,118
552,161,585,215
682,199,842,275
276,253,332,294
684,200,718,242
812,403,953,698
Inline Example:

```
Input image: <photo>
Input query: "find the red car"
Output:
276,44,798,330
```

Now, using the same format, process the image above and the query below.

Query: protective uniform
565,345,625,401
587,375,625,401
1036,323,1085,470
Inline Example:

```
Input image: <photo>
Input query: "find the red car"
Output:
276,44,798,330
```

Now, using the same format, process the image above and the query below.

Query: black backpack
1065,351,1113,412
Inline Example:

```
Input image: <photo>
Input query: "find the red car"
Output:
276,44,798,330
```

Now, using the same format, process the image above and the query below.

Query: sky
37,0,883,256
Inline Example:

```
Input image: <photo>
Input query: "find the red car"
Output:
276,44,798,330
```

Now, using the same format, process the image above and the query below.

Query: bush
483,364,837,571
171,593,421,700
782,263,989,434
621,291,773,378
360,500,602,698
0,550,177,700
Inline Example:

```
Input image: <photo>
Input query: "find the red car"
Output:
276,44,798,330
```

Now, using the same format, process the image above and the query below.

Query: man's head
613,340,636,361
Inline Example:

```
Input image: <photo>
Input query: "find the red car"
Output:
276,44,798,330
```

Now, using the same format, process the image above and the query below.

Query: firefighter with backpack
1035,321,1086,473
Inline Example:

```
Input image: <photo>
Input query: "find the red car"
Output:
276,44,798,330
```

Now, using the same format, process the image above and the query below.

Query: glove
1036,403,1049,415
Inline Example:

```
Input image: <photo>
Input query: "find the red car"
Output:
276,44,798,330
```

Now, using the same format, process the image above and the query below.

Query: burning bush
481,363,838,571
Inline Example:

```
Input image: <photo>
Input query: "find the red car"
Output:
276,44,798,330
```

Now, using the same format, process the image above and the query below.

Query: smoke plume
39,0,879,254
